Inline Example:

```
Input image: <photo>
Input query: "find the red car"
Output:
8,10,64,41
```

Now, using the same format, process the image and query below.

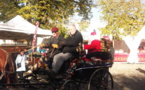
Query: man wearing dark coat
46,27,64,59
42,27,64,68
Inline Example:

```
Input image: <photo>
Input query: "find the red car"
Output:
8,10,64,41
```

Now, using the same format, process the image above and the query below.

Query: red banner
32,21,39,52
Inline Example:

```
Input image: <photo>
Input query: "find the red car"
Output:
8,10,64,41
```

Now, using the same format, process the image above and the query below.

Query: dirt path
109,62,145,90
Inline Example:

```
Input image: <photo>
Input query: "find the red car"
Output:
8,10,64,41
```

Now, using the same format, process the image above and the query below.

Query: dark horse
0,48,18,87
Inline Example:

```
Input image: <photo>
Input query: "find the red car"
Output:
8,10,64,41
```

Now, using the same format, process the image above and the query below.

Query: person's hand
52,44,58,48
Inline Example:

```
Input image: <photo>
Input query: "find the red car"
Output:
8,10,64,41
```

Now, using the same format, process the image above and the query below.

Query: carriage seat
86,51,112,61
76,51,113,67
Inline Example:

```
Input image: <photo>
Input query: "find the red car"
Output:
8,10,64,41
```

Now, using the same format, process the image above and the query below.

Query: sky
77,6,106,40
88,7,106,31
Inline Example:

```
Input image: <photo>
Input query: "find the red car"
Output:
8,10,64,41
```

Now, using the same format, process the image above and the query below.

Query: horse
0,48,18,87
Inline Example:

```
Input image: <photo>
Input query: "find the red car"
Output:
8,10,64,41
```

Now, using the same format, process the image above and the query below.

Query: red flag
91,29,96,35
32,21,39,52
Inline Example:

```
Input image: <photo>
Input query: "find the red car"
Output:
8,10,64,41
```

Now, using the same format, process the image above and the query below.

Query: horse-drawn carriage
0,48,114,90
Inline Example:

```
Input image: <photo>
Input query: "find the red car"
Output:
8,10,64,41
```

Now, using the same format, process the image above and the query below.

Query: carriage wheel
60,80,78,90
87,68,113,90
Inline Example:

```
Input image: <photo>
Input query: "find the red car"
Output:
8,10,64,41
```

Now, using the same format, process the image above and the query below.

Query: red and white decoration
32,21,39,52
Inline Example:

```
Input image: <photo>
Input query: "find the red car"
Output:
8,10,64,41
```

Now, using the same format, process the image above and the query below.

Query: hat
51,27,58,32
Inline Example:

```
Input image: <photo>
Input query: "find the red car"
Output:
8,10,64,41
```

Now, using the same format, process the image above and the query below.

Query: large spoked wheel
87,68,113,90
60,80,78,90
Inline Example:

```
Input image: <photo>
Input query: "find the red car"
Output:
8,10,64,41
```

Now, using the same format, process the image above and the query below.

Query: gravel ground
109,62,145,90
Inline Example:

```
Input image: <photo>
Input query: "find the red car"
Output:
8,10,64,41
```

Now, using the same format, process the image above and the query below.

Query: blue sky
81,6,105,39
88,7,106,31
70,7,105,32
141,0,145,3
69,6,107,40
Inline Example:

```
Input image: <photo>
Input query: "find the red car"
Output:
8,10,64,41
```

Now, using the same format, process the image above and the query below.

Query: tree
98,0,145,63
78,20,90,31
0,0,22,22
98,0,145,40
0,0,93,31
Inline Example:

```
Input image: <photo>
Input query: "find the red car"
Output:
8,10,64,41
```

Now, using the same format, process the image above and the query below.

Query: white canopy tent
0,15,52,40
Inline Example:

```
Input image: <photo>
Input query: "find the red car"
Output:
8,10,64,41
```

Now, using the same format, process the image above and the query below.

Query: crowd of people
15,24,114,79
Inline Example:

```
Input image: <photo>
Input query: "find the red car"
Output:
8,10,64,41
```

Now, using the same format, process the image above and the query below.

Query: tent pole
14,39,17,60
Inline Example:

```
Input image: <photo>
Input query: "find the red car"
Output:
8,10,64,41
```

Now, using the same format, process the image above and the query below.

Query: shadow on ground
136,68,145,75
113,74,145,90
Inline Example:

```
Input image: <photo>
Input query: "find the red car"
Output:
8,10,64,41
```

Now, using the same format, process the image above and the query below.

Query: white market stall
0,15,52,40
0,15,52,52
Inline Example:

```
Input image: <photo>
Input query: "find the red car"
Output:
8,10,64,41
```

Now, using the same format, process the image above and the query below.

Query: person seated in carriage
83,31,114,64
83,29,101,54
51,24,83,74
41,27,64,68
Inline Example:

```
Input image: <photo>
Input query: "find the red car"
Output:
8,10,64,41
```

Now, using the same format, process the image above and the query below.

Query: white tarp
0,15,52,40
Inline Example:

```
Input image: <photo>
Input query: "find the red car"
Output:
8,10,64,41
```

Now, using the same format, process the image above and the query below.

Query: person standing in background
15,50,27,79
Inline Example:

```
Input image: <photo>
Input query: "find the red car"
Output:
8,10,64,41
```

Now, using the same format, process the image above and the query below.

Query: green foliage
57,25,68,38
0,0,92,35
78,20,90,31
98,0,145,40
0,0,20,22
